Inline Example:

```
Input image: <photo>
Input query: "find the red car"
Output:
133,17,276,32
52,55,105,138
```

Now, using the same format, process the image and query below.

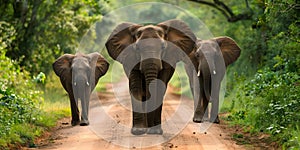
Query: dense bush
0,21,49,148
228,68,299,148
0,50,45,148
220,1,300,148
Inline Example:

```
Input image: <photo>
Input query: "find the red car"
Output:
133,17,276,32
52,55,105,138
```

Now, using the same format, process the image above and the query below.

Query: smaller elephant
186,36,241,124
53,52,109,126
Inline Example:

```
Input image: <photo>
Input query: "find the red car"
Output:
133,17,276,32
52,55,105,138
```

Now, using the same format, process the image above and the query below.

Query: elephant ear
158,19,197,57
53,54,75,79
214,36,241,67
105,22,141,63
87,52,109,83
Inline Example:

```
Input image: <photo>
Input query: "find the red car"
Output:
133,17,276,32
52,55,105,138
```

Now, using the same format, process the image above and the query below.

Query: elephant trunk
198,56,217,76
141,59,161,127
199,58,213,100
209,59,217,75
143,66,159,100
73,77,91,126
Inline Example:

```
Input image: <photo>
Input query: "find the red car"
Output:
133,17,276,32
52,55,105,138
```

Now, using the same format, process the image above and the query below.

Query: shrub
228,67,300,148
0,44,45,148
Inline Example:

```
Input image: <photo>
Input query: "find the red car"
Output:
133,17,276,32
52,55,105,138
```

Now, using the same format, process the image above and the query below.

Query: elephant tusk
213,70,217,75
197,71,201,76
74,82,77,86
86,82,90,86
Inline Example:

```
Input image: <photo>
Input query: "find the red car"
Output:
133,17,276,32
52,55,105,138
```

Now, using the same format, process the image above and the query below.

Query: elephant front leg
146,68,173,134
131,96,147,135
193,95,202,123
79,95,90,126
145,83,164,134
147,105,163,135
193,96,209,123
210,82,221,124
69,94,80,126
193,77,207,123
129,71,147,135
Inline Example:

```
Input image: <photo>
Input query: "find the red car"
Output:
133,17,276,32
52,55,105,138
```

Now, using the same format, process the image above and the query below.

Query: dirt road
38,78,244,150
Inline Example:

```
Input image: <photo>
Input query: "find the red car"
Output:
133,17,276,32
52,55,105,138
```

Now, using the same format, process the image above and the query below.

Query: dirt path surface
37,78,244,150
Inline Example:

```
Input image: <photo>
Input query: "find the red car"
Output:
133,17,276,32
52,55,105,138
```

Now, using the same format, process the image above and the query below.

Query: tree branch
187,0,253,22
213,0,234,16
245,0,250,9
187,0,231,21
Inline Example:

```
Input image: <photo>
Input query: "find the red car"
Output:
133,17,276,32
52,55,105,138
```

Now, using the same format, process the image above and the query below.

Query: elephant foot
71,120,80,126
147,126,163,135
131,127,147,135
193,117,203,123
80,120,90,126
193,114,204,123
210,116,220,124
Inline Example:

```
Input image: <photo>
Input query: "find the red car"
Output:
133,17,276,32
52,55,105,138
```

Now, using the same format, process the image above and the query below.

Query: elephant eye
195,53,200,58
136,31,142,38
157,30,164,37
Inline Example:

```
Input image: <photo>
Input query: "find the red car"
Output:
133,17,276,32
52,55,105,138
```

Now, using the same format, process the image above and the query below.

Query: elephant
105,19,196,135
53,52,109,126
185,36,241,124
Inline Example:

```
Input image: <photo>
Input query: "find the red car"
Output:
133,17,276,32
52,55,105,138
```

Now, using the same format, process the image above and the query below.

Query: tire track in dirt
36,78,244,150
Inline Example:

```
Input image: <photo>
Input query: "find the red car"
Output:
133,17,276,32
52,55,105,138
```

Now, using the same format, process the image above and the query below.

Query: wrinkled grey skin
106,19,196,135
186,37,241,124
53,52,109,126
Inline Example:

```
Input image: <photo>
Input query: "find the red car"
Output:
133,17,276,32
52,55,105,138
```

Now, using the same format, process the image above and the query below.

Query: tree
0,0,110,74
187,0,253,22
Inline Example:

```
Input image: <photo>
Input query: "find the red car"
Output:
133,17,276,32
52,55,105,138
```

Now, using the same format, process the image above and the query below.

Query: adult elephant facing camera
53,52,109,126
106,19,196,135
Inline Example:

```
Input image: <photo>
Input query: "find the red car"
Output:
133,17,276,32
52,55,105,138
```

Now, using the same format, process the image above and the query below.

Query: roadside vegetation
172,0,299,149
220,1,299,149
0,0,299,149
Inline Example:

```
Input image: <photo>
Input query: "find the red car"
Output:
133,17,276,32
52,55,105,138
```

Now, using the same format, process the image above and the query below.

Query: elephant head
53,52,109,126
190,36,241,123
106,19,196,135
194,36,241,77
106,19,196,99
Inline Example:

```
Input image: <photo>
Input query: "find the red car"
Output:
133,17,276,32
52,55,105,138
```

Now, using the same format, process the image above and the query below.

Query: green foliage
0,1,112,147
227,68,300,147
0,51,41,148
33,72,46,85
0,30,66,148
169,62,193,98
222,1,300,148
0,0,110,74
42,72,71,115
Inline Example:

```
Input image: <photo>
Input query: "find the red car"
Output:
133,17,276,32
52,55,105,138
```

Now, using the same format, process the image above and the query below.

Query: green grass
169,62,193,98
43,73,71,115
96,61,124,92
